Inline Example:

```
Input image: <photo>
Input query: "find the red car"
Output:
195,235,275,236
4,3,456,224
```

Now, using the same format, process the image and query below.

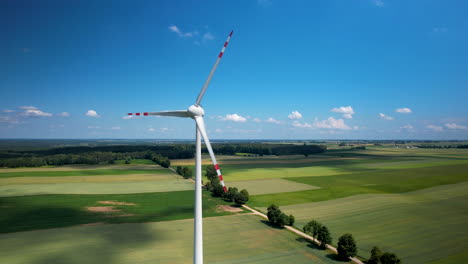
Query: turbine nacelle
188,105,205,118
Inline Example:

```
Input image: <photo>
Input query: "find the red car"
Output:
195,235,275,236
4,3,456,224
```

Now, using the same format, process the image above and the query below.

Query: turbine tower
128,30,233,264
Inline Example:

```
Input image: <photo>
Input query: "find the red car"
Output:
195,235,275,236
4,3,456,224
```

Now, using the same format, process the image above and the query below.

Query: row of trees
207,144,326,156
203,166,249,205
0,150,172,168
266,205,295,228
303,219,401,263
176,166,193,179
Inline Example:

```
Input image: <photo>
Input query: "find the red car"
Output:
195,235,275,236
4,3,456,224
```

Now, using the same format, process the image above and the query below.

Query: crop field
0,165,194,196
226,178,320,195
1,147,468,263
0,214,348,264
259,183,468,263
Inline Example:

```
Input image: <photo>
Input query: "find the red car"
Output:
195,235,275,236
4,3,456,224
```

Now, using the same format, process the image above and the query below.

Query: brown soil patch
216,205,243,213
97,201,137,206
86,206,121,213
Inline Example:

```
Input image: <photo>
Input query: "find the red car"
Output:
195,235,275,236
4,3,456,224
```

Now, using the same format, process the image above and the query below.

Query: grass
0,190,244,234
263,183,468,264
0,169,167,178
248,162,468,206
226,178,320,195
0,180,195,196
0,214,349,264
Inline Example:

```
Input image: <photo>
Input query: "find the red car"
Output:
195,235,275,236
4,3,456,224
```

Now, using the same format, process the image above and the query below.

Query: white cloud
313,117,352,130
426,125,443,132
292,121,312,128
215,128,222,133
373,0,384,7
111,126,121,130
57,112,70,117
2,109,14,113
168,25,196,38
379,113,394,120
395,108,412,114
122,115,133,120
148,127,170,132
203,32,214,40
19,106,38,110
445,123,467,130
288,111,302,120
22,109,52,117
266,117,281,124
223,114,247,122
85,110,100,118
252,118,261,123
87,126,100,129
331,106,355,119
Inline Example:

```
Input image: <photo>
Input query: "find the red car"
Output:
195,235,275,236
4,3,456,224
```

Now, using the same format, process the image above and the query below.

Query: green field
0,190,244,234
259,183,468,263
0,168,167,178
2,146,468,263
0,214,348,264
226,178,320,195
249,162,468,206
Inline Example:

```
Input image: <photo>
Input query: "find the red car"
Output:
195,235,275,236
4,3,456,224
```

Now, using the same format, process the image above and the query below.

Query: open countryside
1,142,467,263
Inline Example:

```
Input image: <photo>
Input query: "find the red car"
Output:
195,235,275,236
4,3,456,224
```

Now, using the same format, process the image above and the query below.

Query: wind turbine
127,30,233,264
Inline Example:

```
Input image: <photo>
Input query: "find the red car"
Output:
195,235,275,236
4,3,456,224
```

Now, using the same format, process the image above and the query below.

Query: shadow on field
30,222,158,264
326,253,349,262
0,203,163,264
259,219,284,229
0,197,193,233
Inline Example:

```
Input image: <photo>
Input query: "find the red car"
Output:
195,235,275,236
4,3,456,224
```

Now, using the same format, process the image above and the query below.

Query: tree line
203,165,249,205
0,150,171,168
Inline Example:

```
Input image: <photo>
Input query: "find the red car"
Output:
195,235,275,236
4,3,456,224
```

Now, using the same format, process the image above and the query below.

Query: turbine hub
188,105,205,118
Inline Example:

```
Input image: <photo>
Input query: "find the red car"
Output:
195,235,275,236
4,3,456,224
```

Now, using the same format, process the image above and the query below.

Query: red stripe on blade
229,31,233,37
143,112,148,116
224,42,228,47
218,52,224,58
128,113,133,115
223,186,228,193
136,113,140,116
214,164,220,170
218,175,224,181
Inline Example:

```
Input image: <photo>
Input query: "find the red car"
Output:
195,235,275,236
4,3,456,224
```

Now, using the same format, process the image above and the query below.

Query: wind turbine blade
194,116,228,193
127,110,189,118
195,30,233,106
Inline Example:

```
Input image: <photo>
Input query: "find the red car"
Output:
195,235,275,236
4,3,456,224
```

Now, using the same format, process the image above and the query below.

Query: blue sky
1,0,467,140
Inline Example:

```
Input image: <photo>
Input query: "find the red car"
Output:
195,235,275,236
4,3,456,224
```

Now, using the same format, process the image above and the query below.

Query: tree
234,189,249,205
337,233,357,260
205,165,217,181
227,187,239,202
267,204,282,226
316,225,332,249
380,253,401,264
368,246,383,264
176,166,183,175
288,214,295,226
303,220,322,238
124,157,131,164
182,167,192,179
277,213,289,228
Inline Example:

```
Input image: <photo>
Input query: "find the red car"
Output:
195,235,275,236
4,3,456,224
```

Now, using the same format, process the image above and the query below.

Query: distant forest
0,143,326,168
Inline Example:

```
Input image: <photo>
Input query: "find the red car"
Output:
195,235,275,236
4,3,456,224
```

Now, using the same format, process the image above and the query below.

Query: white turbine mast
127,30,233,264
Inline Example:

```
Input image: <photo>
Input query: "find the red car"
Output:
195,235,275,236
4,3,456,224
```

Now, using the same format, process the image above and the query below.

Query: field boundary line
242,204,364,264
